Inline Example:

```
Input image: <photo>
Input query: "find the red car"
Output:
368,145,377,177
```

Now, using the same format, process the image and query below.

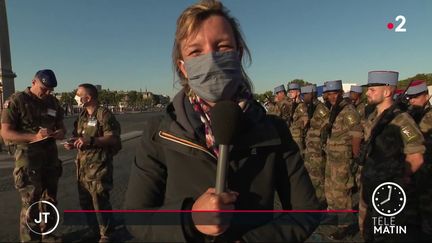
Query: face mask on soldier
74,95,85,107
183,51,244,103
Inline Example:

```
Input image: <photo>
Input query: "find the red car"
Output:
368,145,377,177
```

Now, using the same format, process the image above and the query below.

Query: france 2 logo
387,15,407,32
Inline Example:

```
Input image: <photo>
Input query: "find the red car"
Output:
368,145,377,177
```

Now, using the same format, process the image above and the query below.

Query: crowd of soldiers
265,71,431,241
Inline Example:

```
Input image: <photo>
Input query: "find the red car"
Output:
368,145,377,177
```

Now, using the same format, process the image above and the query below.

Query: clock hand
380,197,390,205
380,186,393,205
387,186,392,201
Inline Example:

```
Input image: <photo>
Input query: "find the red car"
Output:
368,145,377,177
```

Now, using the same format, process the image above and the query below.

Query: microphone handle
215,144,229,194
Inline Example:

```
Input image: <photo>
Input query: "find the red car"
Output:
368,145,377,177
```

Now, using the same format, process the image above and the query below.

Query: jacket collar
166,90,204,142
161,90,282,151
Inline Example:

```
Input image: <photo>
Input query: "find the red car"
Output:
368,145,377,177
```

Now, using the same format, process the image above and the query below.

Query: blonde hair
172,0,253,92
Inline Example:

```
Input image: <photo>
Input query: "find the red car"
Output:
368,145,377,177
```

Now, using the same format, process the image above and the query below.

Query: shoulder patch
316,104,328,118
400,124,420,143
298,103,306,113
344,110,360,127
393,113,422,143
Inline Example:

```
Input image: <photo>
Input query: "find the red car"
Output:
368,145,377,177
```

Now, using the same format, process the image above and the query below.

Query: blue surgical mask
184,51,244,102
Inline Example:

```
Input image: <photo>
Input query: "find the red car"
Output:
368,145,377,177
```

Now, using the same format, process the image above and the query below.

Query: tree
127,91,139,107
99,89,123,106
143,98,153,107
254,90,274,103
288,79,312,86
59,90,76,105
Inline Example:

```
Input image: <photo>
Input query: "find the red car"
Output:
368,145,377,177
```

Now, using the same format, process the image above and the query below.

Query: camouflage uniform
265,101,279,116
353,100,367,191
304,100,329,207
414,103,432,236
73,106,121,237
324,99,362,211
289,102,308,155
359,108,426,241
1,88,64,242
354,100,366,120
273,96,294,126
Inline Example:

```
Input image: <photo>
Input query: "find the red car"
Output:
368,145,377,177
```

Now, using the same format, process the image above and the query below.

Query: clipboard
28,136,55,144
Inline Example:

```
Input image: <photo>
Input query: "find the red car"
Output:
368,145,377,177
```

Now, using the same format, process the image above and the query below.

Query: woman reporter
124,1,320,242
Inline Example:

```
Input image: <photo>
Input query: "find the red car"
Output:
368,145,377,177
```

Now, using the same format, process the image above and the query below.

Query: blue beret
301,85,314,94
35,69,57,88
274,84,286,94
288,82,300,90
325,80,342,92
350,85,363,93
407,80,428,96
367,71,398,87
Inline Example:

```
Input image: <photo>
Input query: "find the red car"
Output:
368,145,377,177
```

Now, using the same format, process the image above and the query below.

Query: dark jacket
124,91,320,242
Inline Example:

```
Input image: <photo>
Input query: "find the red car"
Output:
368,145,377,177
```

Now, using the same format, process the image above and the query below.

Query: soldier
269,84,293,125
289,84,308,155
263,96,277,114
283,82,300,126
1,69,66,242
323,80,363,240
359,71,426,242
64,83,121,243
349,85,367,192
288,82,302,102
349,85,366,120
322,84,332,109
266,85,286,116
405,80,432,238
303,84,329,208
406,80,432,137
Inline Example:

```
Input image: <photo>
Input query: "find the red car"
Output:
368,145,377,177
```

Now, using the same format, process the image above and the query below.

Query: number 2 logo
395,15,406,32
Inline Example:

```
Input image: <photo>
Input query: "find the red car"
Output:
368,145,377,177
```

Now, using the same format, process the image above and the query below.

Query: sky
5,0,432,97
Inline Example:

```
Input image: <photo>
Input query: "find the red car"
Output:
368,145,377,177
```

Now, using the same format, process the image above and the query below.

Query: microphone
210,101,242,194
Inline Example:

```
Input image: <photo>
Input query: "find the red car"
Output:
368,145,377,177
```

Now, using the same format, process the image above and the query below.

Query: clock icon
372,182,406,217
